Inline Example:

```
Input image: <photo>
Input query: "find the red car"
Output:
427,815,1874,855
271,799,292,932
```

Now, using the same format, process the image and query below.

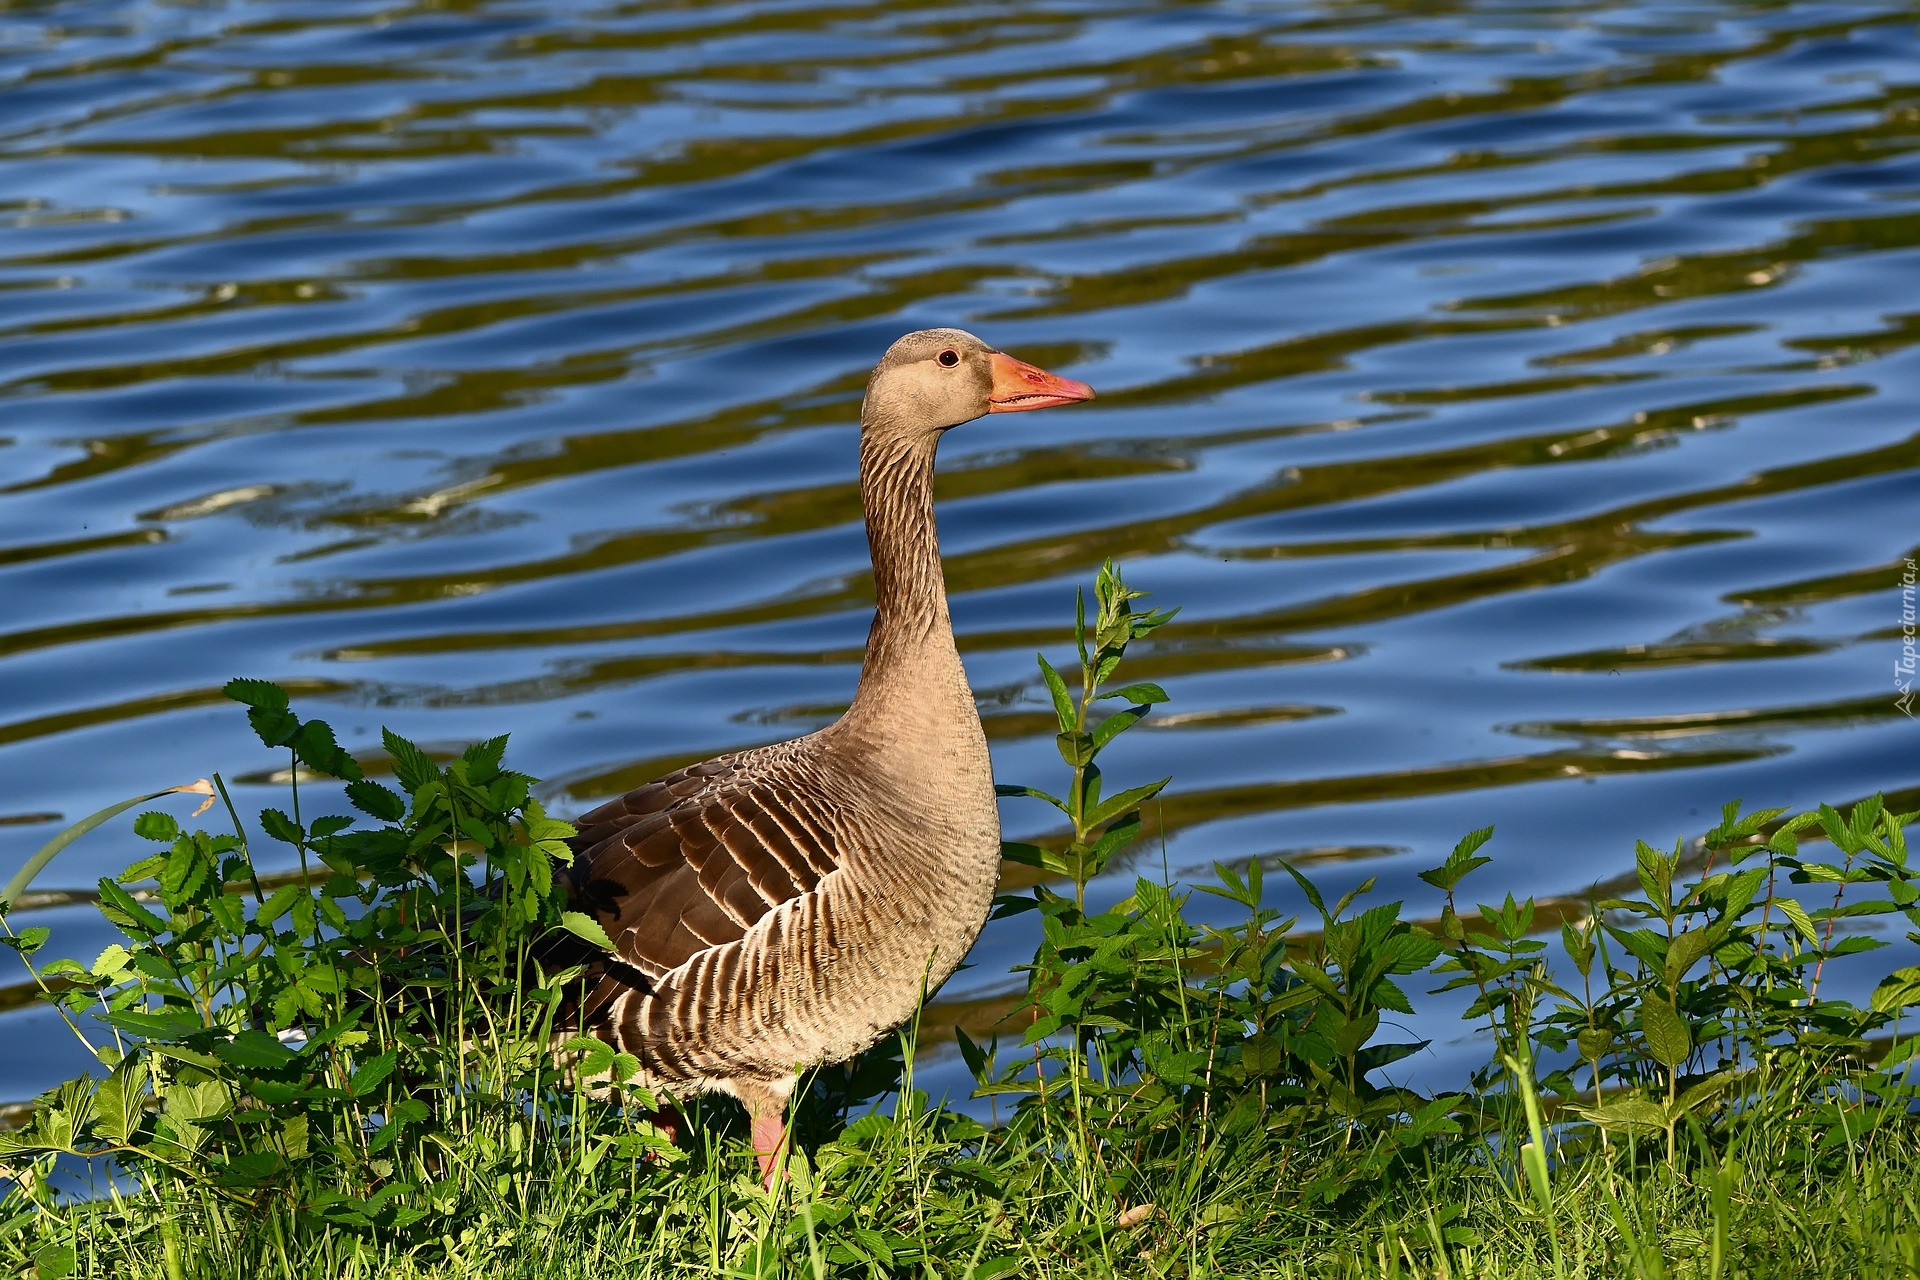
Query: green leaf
91,944,133,979
102,1008,204,1040
294,718,362,781
93,1060,147,1144
1634,840,1673,912
1576,1027,1614,1061
1418,827,1495,891
1871,966,1920,1014
1055,731,1094,766
215,1151,284,1188
1664,926,1719,988
561,911,615,951
995,783,1065,812
1640,995,1691,1069
1777,897,1820,948
259,809,304,846
382,729,439,794
248,704,302,749
954,1028,990,1081
349,1050,398,1097
95,878,168,937
223,678,290,712
1090,704,1148,751
256,883,305,927
212,1029,297,1070
999,842,1048,869
1086,777,1169,829
1572,1096,1670,1135
1278,859,1329,917
562,1035,615,1078
345,779,408,823
132,811,180,843
1036,655,1075,734
462,735,509,782
1090,813,1142,864
1099,682,1169,705
32,1243,76,1280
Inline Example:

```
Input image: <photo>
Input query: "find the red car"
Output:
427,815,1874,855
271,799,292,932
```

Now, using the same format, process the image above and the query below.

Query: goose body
559,329,1094,1181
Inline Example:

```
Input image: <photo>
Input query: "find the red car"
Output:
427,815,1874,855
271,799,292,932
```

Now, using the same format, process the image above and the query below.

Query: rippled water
3,0,1918,1107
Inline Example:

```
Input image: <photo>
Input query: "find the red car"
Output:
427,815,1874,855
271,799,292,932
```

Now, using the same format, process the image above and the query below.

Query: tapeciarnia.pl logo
1899,557,1916,719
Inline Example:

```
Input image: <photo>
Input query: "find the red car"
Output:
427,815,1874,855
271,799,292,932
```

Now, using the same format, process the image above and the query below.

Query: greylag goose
559,328,1094,1185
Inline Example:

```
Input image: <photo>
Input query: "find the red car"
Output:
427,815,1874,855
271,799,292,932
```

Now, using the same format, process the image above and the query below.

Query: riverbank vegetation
2,567,1916,1278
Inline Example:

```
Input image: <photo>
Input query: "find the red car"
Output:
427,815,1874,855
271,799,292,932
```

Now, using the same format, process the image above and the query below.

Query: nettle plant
0,681,650,1237
1434,795,1920,1160
966,564,1920,1211
972,565,1461,1207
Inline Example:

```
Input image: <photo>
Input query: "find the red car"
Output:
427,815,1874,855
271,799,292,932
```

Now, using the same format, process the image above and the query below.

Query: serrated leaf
132,811,180,843
92,943,132,979
561,911,614,952
1640,995,1691,1069
96,878,168,936
382,729,439,794
223,678,290,712
349,1050,397,1097
2,926,49,954
345,779,407,823
1871,967,1920,1014
1777,897,1820,947
256,883,304,927
259,808,303,846
462,735,509,782
562,1035,615,1077
293,718,361,781
247,705,301,749
1572,1097,1671,1135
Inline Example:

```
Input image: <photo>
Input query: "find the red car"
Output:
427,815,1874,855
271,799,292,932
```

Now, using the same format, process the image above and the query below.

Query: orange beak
987,351,1096,413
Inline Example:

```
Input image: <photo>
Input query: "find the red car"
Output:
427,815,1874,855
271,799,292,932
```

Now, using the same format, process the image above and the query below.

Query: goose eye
937,349,959,368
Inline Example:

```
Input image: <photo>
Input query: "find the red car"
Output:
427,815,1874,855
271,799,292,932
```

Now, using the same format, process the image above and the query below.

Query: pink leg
750,1104,788,1190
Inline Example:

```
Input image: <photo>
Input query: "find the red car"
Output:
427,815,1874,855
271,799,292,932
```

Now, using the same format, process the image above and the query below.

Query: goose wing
562,750,846,988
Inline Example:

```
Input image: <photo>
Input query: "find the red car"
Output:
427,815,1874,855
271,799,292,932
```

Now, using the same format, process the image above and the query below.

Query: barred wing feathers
563,749,849,994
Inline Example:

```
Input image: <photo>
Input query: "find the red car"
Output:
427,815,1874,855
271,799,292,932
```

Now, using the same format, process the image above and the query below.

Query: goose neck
852,432,953,700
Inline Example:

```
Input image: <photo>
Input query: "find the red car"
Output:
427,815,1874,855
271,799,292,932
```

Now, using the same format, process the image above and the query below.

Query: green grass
3,564,1917,1279
6,1050,1918,1278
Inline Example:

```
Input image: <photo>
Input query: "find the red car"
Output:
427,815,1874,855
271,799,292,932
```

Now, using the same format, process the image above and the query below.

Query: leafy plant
0,679,631,1246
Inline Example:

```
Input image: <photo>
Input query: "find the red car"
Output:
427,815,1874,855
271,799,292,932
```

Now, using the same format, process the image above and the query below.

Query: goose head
861,328,1094,443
